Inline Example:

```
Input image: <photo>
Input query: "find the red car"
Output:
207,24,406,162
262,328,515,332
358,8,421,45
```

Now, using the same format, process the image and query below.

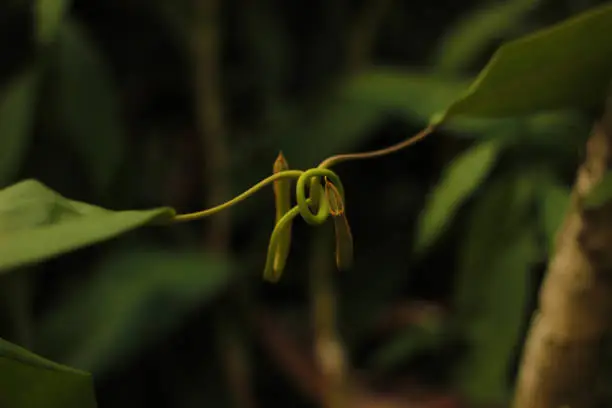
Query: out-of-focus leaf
368,320,445,371
54,20,125,192
343,69,470,123
275,70,469,168
583,171,612,209
433,0,539,74
436,2,612,121
538,176,571,252
415,139,501,254
35,0,71,45
0,70,39,187
275,99,382,169
0,179,174,272
454,172,539,404
0,337,96,407
37,247,233,375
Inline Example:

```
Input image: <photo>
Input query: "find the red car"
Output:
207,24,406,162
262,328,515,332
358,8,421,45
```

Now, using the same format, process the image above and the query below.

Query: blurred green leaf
454,171,539,404
0,337,96,408
415,139,501,254
368,320,445,371
0,70,39,187
343,69,470,121
437,2,612,120
54,20,125,192
37,247,233,375
433,0,538,74
35,0,72,45
583,171,612,209
538,176,571,252
0,179,174,272
279,98,382,168
276,70,469,168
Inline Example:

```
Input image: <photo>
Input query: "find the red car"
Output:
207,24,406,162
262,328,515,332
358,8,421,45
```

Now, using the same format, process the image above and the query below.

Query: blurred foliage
0,0,610,407
0,337,96,408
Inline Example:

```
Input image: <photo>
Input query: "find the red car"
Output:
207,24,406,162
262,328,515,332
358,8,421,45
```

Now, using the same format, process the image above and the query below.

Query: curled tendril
172,125,436,282
264,167,346,281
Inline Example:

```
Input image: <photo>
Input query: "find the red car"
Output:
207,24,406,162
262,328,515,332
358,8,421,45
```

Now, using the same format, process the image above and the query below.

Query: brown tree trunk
512,90,612,408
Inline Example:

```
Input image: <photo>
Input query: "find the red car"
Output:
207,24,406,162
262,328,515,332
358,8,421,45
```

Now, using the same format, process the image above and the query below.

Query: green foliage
583,170,612,209
538,175,571,252
368,320,446,371
268,70,469,170
415,139,501,253
0,180,174,272
438,1,612,120
0,337,96,408
454,172,540,404
35,0,72,46
36,247,232,375
343,70,470,122
433,0,538,74
0,70,39,187
52,20,126,192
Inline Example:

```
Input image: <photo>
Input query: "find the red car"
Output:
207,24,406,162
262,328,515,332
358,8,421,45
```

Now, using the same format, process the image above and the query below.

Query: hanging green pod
325,180,354,271
264,152,294,282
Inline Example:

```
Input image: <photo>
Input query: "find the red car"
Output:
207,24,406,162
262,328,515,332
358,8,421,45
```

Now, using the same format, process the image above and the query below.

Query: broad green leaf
35,0,72,45
54,20,125,191
538,177,571,252
433,0,538,74
454,172,539,404
437,2,612,120
583,171,612,209
0,179,174,272
36,247,232,375
0,70,39,187
0,337,96,407
415,139,501,254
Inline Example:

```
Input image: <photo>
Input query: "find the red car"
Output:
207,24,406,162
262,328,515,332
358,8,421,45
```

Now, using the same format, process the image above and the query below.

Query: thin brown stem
319,124,435,169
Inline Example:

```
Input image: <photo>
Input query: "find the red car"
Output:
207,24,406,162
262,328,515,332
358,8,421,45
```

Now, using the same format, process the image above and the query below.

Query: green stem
172,170,304,222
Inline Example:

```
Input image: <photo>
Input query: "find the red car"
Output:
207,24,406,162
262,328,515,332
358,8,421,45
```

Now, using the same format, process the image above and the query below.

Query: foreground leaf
0,70,39,187
0,179,174,272
437,2,612,120
454,171,539,404
0,337,96,407
37,247,232,375
54,20,125,192
415,139,501,254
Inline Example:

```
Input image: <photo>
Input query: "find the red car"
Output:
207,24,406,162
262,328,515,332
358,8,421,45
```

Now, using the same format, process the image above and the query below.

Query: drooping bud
325,180,353,271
